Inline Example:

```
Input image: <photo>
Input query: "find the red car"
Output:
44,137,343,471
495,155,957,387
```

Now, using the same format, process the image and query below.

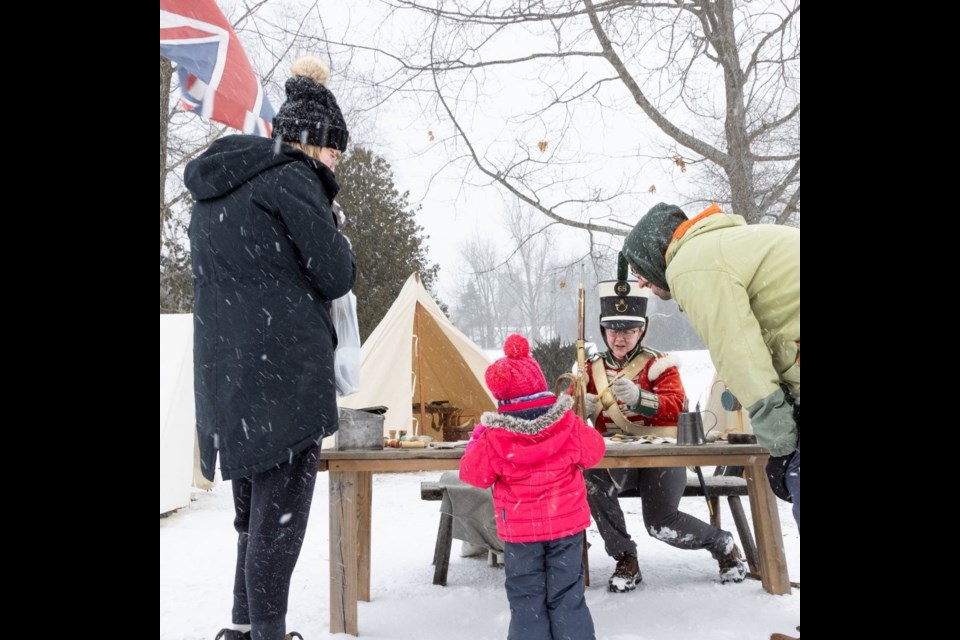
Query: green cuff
747,388,798,457
632,389,660,418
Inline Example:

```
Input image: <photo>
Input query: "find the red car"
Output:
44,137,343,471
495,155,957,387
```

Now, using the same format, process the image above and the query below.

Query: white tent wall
703,372,754,436
337,274,496,439
160,314,198,514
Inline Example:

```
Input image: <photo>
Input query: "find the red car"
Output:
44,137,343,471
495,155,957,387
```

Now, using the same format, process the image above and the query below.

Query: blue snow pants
503,531,595,640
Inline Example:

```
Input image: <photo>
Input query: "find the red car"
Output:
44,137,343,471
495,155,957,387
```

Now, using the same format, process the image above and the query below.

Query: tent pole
415,303,426,437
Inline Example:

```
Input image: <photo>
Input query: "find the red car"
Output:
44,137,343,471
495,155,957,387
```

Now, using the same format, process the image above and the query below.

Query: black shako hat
599,279,649,330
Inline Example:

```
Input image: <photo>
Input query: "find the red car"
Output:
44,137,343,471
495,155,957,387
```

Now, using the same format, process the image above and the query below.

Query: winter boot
215,630,303,640
718,544,747,583
608,552,642,593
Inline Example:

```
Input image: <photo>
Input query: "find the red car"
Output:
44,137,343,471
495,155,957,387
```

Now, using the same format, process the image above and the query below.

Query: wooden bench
421,474,759,586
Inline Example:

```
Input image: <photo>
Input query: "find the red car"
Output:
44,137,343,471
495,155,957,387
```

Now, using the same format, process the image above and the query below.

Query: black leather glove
765,454,793,502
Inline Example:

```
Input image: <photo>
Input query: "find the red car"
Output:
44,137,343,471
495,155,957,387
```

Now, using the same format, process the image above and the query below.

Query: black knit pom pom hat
272,56,349,151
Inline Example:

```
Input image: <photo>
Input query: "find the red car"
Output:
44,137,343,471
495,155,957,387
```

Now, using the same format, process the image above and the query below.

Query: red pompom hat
485,334,557,414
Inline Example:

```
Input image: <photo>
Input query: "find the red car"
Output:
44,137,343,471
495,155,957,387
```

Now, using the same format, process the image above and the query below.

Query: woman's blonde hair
286,141,325,163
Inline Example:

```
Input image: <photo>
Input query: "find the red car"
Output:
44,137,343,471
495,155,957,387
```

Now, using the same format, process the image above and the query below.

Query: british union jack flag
160,0,274,137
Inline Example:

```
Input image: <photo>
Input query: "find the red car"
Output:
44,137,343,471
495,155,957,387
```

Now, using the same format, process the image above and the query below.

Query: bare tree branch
743,2,801,83
430,21,627,236
776,185,800,225
583,0,727,165
749,103,800,143
758,158,799,215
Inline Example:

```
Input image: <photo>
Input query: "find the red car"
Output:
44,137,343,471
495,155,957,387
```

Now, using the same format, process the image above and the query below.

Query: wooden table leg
745,462,791,595
358,471,372,602
329,470,361,635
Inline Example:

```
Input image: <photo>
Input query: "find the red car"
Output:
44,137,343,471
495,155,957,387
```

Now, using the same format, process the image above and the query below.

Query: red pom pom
485,365,511,393
503,334,529,358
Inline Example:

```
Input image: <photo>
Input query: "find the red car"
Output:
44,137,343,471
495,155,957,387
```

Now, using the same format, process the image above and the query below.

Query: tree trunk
713,1,757,223
160,56,173,253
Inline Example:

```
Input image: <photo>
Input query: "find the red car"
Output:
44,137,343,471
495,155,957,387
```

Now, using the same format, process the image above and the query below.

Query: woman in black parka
185,56,355,640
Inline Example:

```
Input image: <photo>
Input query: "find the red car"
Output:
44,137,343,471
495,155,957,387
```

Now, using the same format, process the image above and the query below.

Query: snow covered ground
160,351,800,639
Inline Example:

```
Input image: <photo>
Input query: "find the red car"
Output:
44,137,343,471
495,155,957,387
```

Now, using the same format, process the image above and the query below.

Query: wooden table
318,443,789,636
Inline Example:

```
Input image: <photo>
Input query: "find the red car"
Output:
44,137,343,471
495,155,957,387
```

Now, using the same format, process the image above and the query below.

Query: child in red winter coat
460,334,605,640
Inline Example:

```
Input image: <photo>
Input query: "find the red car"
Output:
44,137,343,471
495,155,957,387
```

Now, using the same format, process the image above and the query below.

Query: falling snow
161,351,798,639
161,470,799,640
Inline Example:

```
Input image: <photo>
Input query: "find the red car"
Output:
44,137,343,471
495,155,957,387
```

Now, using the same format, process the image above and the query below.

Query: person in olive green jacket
622,202,800,530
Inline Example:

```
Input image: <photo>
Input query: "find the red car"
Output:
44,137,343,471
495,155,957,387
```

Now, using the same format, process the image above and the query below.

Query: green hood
622,203,687,291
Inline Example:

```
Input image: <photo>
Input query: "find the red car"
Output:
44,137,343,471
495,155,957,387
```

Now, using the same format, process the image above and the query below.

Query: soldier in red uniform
583,272,746,593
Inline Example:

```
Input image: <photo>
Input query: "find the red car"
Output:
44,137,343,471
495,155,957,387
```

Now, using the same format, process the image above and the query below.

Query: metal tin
336,407,386,450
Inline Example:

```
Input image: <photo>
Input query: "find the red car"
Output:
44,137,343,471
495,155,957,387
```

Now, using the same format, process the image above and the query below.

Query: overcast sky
372,92,686,303
312,0,693,302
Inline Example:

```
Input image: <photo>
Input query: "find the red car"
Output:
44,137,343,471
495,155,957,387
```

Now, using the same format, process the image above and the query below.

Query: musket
573,265,587,420
565,264,591,586
687,397,714,518
554,263,588,421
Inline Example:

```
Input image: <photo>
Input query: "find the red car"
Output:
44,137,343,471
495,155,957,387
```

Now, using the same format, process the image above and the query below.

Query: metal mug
676,411,706,446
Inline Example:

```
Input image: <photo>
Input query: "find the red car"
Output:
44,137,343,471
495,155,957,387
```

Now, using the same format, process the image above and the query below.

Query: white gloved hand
611,378,640,407
584,393,597,417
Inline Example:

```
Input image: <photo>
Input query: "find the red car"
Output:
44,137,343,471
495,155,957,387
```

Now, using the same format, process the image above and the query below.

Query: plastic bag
331,290,361,396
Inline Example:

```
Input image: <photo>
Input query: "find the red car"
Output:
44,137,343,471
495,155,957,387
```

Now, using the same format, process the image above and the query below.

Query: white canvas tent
703,372,754,436
338,274,495,439
160,314,198,514
160,314,216,515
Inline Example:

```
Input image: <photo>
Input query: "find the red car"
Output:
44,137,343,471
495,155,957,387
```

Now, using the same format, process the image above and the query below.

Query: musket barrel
572,281,587,420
